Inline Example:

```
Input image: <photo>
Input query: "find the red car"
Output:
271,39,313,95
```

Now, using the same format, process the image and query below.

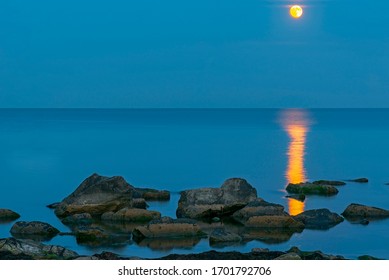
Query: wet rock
10,221,60,241
134,188,170,201
245,215,305,229
348,178,368,183
54,173,135,218
342,203,389,220
293,209,344,230
46,202,60,209
131,198,148,209
74,226,131,247
358,255,381,260
286,182,339,196
132,217,205,240
287,246,346,260
285,194,306,202
209,228,242,245
158,250,285,260
312,180,346,186
0,238,78,260
61,213,93,225
232,198,287,224
274,253,302,260
242,228,301,244
176,178,257,219
251,248,269,254
101,208,161,223
0,209,20,223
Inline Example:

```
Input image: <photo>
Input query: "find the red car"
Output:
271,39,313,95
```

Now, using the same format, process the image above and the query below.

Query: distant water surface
0,109,388,259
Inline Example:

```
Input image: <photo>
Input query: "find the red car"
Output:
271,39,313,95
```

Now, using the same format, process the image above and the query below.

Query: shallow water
0,109,388,259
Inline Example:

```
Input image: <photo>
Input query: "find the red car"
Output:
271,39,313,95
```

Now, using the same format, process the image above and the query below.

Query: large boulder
0,209,20,222
54,173,135,218
232,198,288,224
286,182,339,196
101,208,161,222
0,238,78,260
10,221,60,241
176,178,257,219
293,209,344,230
342,203,389,220
132,217,205,240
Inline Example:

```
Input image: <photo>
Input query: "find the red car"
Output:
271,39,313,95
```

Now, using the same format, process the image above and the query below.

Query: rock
342,203,389,220
158,250,285,260
209,229,242,245
54,173,135,218
61,213,93,225
274,253,302,260
286,182,339,196
46,202,60,209
242,228,301,244
245,215,305,229
10,221,60,241
312,180,346,186
251,248,269,254
211,217,221,222
287,246,346,260
285,194,306,202
75,227,110,244
0,238,78,260
101,208,161,222
131,198,148,209
134,188,170,201
136,236,202,251
358,255,381,260
348,178,368,183
0,209,20,222
293,209,344,230
132,217,205,240
176,178,257,219
232,198,287,224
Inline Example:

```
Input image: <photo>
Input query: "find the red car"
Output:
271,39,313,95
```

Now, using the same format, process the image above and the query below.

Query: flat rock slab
232,198,288,224
0,238,78,260
286,182,339,196
293,209,344,230
10,221,60,241
342,203,389,220
245,215,305,229
133,217,205,240
312,180,346,186
101,208,161,222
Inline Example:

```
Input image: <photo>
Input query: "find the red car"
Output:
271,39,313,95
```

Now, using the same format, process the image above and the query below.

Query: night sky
0,0,388,107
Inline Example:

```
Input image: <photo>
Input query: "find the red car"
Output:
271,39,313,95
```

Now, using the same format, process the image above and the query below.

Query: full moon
290,5,303,19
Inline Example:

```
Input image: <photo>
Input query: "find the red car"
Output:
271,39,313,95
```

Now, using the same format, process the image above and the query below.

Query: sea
0,109,388,259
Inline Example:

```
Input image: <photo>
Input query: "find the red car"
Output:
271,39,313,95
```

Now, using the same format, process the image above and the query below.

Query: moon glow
290,5,303,19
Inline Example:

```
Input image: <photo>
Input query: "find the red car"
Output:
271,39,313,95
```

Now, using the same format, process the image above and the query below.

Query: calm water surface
0,109,388,259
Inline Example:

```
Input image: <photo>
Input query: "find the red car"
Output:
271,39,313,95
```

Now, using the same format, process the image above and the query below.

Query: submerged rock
293,209,344,230
10,221,60,241
342,203,389,220
176,178,257,219
101,208,161,222
0,209,20,222
61,213,93,225
242,227,301,244
312,180,346,186
209,228,242,245
0,238,78,260
232,198,288,224
132,217,205,240
348,178,368,183
54,173,135,218
286,182,339,196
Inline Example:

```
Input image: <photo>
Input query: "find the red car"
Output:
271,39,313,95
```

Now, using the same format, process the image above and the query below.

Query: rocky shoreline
1,173,388,260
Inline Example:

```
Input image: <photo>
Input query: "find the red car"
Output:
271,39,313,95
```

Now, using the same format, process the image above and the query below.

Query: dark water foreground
0,109,389,259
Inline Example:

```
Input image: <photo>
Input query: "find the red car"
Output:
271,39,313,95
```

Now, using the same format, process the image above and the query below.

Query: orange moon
290,5,303,19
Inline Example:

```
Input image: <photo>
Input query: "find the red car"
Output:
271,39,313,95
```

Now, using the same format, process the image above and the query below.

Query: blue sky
0,0,388,107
